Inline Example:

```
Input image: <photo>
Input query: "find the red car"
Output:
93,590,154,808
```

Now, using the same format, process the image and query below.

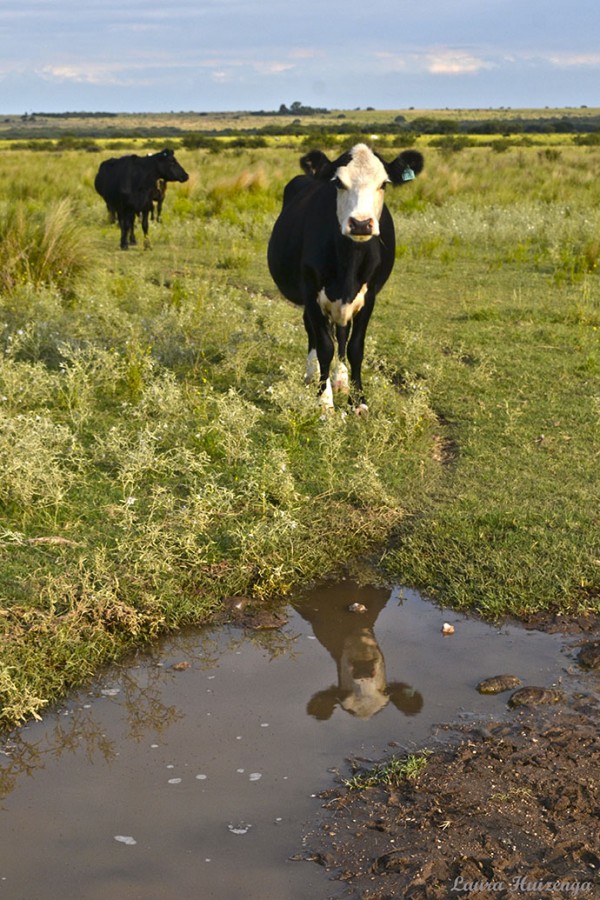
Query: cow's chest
317,285,368,327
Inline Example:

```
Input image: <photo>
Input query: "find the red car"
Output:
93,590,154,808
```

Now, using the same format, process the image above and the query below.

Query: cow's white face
333,144,389,242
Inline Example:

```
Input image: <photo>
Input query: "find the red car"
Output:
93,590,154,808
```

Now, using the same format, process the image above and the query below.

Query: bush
0,199,92,298
573,133,600,146
429,135,474,154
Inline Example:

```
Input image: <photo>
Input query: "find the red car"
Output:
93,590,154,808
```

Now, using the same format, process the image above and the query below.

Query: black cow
267,143,423,412
104,179,168,243
94,149,188,249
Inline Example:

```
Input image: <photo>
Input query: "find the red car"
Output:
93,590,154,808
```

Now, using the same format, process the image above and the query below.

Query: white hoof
354,403,369,416
319,379,334,412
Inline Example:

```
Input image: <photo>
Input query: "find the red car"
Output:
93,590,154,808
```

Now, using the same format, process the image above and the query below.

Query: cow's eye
332,176,347,190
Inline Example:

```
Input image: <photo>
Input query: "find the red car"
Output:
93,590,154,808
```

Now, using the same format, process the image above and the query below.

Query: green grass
0,134,598,728
344,752,431,790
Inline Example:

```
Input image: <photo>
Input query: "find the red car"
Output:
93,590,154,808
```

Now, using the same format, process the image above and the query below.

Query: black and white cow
94,149,188,250
267,143,423,412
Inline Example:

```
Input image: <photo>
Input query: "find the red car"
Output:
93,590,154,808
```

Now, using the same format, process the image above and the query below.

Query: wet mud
0,583,596,899
302,696,599,899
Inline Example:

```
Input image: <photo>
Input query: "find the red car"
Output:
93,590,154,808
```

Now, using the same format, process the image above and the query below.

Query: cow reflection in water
293,588,423,720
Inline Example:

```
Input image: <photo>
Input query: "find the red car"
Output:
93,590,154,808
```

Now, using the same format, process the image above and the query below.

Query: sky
0,0,599,114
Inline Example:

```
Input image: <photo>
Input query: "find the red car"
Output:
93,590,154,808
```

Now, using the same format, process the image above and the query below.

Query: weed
344,752,431,790
0,667,47,725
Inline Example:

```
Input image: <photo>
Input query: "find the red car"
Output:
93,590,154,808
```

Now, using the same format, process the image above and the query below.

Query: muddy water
0,584,579,900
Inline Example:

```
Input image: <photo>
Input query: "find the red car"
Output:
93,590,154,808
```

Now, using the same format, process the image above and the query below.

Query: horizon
6,104,599,118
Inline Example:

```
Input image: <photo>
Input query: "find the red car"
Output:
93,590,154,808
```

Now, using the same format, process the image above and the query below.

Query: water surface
0,583,576,899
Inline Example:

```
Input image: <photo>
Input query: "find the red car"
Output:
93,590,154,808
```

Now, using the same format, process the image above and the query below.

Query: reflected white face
334,144,389,242
339,632,388,719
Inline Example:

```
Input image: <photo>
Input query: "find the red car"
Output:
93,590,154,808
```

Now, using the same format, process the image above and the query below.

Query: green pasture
0,132,598,728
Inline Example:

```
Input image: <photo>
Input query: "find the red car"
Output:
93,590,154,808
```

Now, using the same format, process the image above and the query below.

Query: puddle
0,583,582,900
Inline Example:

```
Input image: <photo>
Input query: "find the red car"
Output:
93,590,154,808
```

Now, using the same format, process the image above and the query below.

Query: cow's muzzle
348,216,375,237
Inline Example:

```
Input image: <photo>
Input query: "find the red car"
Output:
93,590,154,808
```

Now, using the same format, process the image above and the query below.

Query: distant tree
277,100,328,116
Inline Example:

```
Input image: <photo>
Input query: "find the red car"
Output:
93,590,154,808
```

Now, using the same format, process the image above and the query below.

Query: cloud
253,61,296,75
425,50,494,75
287,48,322,61
35,58,201,87
38,64,127,86
375,48,494,76
545,52,600,68
29,48,308,93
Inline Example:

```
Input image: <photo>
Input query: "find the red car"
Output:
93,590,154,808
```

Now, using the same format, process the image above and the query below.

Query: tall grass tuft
0,198,92,298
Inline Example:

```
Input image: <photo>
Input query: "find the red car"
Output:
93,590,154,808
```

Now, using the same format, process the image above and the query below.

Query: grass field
0,120,598,727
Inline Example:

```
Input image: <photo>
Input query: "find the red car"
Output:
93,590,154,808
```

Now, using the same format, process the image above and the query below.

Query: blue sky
1,0,598,113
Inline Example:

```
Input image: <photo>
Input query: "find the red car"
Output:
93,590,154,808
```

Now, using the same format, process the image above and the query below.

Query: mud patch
301,694,599,899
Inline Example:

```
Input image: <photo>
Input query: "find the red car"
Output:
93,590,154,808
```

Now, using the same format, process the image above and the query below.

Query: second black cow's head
153,149,190,184
301,143,424,241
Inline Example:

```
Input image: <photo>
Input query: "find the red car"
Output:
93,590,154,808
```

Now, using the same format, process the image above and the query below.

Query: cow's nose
348,216,374,236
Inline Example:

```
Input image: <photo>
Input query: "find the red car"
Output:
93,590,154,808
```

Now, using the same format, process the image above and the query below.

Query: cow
94,149,188,250
267,143,423,413
103,178,168,243
103,178,167,222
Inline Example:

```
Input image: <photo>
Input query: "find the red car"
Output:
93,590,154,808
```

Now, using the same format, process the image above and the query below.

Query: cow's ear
386,150,424,185
300,150,333,179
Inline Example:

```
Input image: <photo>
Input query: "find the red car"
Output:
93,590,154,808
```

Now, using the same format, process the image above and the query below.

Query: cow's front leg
128,216,137,246
317,328,335,412
302,308,319,384
347,298,375,414
118,214,129,250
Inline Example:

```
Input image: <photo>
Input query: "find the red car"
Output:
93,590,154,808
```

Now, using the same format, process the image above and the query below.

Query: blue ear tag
401,167,415,182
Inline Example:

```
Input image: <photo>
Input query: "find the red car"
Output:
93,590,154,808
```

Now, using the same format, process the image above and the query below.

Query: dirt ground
300,617,600,900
